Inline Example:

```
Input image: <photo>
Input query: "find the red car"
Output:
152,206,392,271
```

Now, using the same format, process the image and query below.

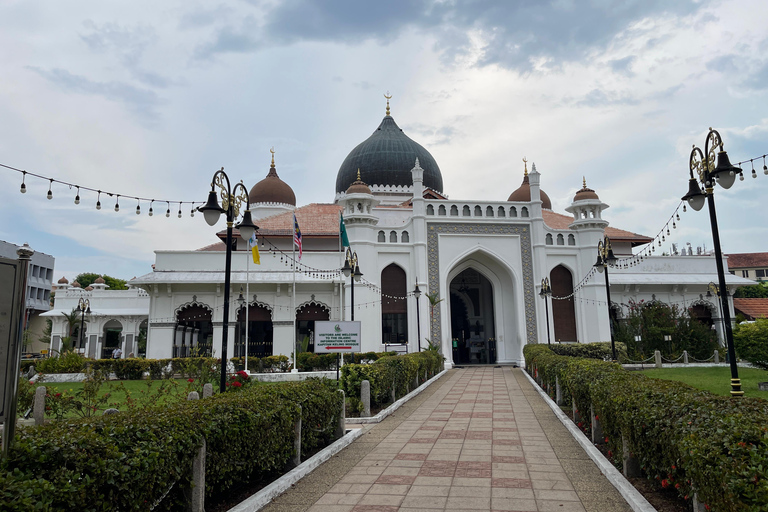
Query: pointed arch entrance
175,303,213,357
550,265,578,342
236,302,274,358
449,268,497,364
295,301,330,353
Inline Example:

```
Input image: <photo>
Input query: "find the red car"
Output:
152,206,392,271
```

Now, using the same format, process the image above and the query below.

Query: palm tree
62,307,87,351
425,291,444,350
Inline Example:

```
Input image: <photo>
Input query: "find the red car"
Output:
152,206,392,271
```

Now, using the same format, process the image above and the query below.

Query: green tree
733,282,768,298
425,291,444,349
62,307,88,350
734,318,768,369
73,273,128,290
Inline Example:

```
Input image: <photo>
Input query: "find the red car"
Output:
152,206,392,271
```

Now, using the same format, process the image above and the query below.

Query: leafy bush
341,351,443,410
734,319,768,370
36,351,88,374
15,378,35,416
0,380,343,511
525,344,768,511
111,359,148,380
549,341,627,361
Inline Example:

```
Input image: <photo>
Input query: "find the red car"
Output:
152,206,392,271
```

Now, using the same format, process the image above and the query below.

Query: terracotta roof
507,174,552,209
57,276,69,284
541,210,653,245
733,298,768,320
726,252,768,269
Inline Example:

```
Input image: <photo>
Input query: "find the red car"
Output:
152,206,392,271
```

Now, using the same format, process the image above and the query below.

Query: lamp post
707,281,726,350
681,128,742,397
198,168,258,393
414,283,422,351
539,278,552,347
77,297,90,352
594,236,618,361
341,249,362,321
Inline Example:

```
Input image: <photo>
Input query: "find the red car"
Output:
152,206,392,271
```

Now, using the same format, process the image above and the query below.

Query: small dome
71,281,81,288
249,152,296,206
85,286,94,291
507,162,552,209
345,170,372,195
57,276,69,284
94,276,106,284
573,177,599,201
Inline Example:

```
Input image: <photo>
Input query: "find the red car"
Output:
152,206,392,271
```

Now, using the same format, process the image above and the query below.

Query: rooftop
726,252,768,268
733,298,768,320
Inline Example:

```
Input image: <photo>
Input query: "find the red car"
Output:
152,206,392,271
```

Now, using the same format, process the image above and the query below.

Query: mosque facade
129,103,752,367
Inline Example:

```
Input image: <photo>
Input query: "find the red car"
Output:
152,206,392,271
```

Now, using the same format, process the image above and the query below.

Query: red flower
232,381,242,388
55,392,62,397
187,378,194,383
661,479,669,488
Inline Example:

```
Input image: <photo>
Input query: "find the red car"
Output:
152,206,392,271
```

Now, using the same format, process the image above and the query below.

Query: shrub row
548,341,627,361
341,351,443,412
0,379,343,511
524,344,768,511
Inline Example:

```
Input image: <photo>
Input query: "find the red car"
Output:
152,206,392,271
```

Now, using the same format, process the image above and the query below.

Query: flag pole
292,212,298,373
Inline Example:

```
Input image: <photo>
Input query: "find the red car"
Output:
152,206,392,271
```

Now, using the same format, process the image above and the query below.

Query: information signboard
0,257,19,424
314,321,361,354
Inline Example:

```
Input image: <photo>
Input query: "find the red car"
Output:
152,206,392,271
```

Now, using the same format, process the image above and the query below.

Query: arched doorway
237,303,274,358
381,264,408,344
550,265,578,342
449,268,496,364
101,319,123,359
296,301,330,353
176,304,213,357
138,319,148,357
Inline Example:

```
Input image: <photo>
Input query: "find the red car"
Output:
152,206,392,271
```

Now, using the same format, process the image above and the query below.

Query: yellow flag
252,244,260,264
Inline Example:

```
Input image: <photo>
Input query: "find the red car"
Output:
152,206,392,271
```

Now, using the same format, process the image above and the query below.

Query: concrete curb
521,370,656,512
227,427,364,512
346,369,449,424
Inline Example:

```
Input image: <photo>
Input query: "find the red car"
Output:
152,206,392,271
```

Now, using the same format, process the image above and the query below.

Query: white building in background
42,277,148,359
0,240,55,353
131,102,753,367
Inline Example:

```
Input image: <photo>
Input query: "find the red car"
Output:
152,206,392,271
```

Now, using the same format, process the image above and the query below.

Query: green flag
339,212,350,247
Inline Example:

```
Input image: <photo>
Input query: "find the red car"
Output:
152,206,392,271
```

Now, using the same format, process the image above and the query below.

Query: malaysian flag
293,213,302,260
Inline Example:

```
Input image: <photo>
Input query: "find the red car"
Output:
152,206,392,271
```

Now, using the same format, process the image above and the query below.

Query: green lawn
642,366,768,399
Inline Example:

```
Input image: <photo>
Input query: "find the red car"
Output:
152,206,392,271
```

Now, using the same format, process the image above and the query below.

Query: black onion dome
335,115,443,194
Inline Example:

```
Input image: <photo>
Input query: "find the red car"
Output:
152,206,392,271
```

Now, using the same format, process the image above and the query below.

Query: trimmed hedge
548,341,627,361
524,344,768,512
0,379,343,511
341,351,443,411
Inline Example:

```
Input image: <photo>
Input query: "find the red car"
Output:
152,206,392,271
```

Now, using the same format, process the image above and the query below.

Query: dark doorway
176,305,213,357
449,268,496,364
381,264,408,344
237,304,274,358
550,265,578,342
295,303,329,353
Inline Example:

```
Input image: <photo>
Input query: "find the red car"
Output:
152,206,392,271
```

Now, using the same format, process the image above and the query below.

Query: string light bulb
96,191,102,210
752,161,757,179
178,203,182,218
190,208,195,217
136,199,141,215
149,200,154,217
20,171,26,193
166,202,170,218
47,179,53,200
763,156,767,175
114,195,120,212
74,187,80,205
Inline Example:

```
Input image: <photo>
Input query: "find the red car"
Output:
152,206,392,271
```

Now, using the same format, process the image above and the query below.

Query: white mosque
49,101,753,366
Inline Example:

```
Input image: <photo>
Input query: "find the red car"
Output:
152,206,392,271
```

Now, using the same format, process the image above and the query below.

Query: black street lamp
594,236,618,361
539,278,552,347
341,248,363,321
414,283,422,352
198,168,258,393
681,128,743,397
77,297,90,351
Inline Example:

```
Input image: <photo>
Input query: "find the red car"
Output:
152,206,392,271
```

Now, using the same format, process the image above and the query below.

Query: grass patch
642,366,768,399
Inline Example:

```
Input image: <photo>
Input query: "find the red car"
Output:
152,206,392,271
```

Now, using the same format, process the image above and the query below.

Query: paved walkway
260,367,633,512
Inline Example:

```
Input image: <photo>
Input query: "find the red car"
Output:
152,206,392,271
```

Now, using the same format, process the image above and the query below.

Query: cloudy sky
1,0,766,282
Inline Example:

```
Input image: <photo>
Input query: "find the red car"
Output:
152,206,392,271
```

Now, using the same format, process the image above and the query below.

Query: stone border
227,428,365,512
346,368,448,424
521,370,656,512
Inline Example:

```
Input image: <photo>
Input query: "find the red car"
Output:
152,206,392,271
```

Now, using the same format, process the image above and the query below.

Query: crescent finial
522,157,528,176
384,91,392,116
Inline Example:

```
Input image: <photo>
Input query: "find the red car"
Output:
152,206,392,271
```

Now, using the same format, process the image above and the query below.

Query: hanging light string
2,162,202,217
734,153,768,179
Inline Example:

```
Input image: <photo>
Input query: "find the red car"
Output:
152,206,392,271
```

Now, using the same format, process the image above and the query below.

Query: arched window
550,265,577,342
381,264,408,344
521,207,529,217
450,205,459,216
238,303,274,358
176,304,213,358
498,206,506,217
568,234,576,246
295,302,328,354
401,231,410,243
474,205,482,216
510,206,517,217
463,205,471,216
486,206,494,217
546,234,554,245
556,234,564,245
390,231,398,243
378,231,386,243
427,204,434,215
438,205,447,216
